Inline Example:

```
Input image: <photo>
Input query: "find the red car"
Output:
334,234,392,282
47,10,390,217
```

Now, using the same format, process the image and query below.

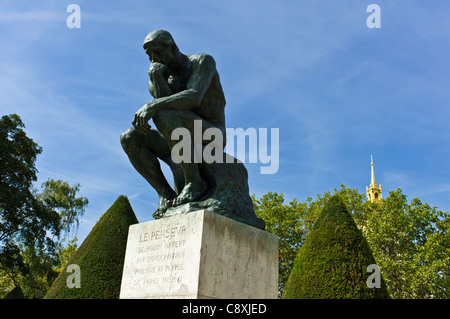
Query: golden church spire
370,155,376,187
366,155,382,202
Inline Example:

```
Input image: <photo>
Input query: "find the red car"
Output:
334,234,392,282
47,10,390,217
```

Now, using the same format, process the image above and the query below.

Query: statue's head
143,30,177,49
143,30,179,66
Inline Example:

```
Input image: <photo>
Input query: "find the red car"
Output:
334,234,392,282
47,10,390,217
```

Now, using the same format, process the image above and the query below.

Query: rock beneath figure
158,152,265,230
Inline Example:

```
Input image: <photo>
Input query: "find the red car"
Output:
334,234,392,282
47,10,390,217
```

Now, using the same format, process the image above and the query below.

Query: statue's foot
153,195,175,219
172,181,208,207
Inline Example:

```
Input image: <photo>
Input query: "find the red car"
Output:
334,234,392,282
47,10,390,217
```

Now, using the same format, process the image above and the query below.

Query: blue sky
1,1,450,243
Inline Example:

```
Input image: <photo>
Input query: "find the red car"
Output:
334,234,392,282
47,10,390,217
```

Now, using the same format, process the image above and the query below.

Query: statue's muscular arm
133,54,216,132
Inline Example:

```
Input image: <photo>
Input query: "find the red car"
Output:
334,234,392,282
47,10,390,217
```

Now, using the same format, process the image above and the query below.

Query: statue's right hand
149,62,170,79
132,102,157,132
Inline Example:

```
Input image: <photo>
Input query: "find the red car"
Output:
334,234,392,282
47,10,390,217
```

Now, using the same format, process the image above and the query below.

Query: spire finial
370,155,376,186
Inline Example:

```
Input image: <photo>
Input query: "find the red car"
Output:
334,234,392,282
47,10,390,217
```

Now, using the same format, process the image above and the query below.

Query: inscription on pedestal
120,210,278,299
120,213,203,298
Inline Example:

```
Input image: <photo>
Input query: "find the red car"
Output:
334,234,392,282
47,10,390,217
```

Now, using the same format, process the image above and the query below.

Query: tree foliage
282,195,390,299
253,185,367,296
1,114,88,298
364,189,450,298
252,193,305,296
35,179,88,238
253,185,450,298
1,114,43,284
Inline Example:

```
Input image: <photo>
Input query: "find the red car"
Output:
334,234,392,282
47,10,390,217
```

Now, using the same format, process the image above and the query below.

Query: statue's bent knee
120,128,138,155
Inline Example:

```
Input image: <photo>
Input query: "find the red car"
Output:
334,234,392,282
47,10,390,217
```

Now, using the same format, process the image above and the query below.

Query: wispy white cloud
0,10,62,22
37,168,73,182
380,168,450,209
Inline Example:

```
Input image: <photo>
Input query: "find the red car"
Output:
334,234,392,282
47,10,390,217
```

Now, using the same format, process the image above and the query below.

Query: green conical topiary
4,286,24,299
45,195,138,299
283,195,390,299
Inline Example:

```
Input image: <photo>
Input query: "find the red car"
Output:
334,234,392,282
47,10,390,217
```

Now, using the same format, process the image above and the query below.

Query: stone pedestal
119,210,278,299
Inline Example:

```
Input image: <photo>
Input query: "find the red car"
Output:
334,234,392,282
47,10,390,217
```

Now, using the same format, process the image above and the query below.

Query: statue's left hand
132,101,158,132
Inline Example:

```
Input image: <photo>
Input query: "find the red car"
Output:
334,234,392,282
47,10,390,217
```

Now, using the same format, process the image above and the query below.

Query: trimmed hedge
283,195,390,299
4,286,24,299
45,195,138,299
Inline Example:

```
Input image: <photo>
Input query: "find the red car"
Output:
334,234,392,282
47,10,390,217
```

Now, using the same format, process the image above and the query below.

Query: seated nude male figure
120,30,226,217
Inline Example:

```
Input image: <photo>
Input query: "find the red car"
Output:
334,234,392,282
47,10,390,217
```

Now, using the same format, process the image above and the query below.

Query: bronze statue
121,30,264,230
